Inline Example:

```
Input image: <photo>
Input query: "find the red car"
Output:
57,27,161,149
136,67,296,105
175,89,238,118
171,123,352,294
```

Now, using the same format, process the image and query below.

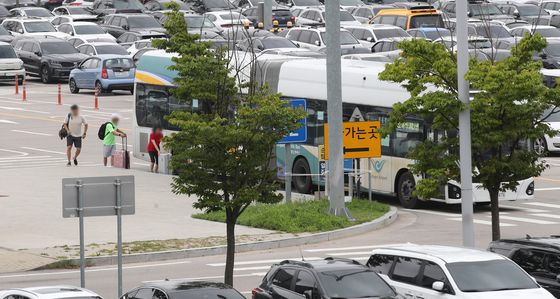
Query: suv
284,27,363,51
252,257,400,299
0,42,25,84
489,236,560,298
439,0,513,23
2,18,68,38
14,38,88,83
368,244,555,299
496,2,551,26
371,4,445,30
101,13,164,38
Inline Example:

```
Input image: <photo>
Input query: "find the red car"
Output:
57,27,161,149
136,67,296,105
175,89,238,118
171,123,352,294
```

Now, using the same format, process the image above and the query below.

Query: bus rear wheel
397,172,420,209
292,158,312,194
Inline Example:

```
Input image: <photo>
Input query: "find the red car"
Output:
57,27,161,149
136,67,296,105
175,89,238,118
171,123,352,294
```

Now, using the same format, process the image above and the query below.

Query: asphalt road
1,79,560,298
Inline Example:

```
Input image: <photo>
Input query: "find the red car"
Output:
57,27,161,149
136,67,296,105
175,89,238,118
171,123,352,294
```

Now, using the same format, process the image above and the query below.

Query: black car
0,0,36,9
489,236,560,298
253,257,401,299
91,0,145,15
242,6,295,27
536,39,560,69
13,38,88,83
121,280,245,299
101,13,164,38
184,0,237,14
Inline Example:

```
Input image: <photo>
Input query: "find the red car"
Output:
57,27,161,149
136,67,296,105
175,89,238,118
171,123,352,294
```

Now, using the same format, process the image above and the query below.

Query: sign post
62,176,135,295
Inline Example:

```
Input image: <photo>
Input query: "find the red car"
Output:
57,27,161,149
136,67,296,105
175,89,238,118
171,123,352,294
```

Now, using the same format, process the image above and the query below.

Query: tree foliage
380,34,560,240
154,4,306,285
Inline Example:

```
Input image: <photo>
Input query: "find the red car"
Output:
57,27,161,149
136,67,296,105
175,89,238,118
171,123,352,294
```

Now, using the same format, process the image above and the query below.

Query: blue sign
278,99,307,144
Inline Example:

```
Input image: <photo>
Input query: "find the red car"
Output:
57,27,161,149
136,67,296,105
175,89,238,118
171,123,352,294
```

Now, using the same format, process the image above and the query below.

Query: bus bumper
444,178,535,204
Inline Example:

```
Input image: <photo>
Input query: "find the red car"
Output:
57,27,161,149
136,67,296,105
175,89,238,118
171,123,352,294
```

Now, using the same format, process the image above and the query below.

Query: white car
77,42,129,56
57,22,116,43
0,286,103,299
0,42,25,84
368,244,555,299
9,7,54,19
345,24,411,49
284,27,364,51
204,11,252,29
534,104,560,154
1,18,69,39
52,6,98,22
61,0,94,7
295,7,361,26
126,39,152,56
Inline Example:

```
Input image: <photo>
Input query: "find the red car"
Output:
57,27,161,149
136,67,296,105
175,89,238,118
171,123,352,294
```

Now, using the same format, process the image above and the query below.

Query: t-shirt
64,114,87,137
147,132,163,152
102,122,117,146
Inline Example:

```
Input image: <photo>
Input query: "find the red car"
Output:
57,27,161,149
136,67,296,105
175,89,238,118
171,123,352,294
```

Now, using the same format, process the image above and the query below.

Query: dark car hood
45,53,89,62
523,15,552,25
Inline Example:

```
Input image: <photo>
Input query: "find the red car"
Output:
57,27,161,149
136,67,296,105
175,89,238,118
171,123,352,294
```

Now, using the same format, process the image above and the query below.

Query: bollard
94,86,99,110
22,77,26,101
57,83,62,105
15,75,18,95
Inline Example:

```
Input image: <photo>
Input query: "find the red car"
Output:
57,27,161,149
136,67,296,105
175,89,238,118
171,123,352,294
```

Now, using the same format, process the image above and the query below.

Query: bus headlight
448,184,461,199
526,182,535,196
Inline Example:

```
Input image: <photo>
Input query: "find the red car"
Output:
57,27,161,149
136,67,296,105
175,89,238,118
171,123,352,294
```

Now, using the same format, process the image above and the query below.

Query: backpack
98,122,113,140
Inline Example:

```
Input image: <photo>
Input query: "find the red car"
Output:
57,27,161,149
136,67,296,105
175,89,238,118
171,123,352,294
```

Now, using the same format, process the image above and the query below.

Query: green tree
155,5,306,285
380,34,560,240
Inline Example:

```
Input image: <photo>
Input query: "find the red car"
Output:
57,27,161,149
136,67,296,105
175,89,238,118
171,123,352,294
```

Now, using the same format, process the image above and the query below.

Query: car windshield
261,37,296,49
537,27,560,37
203,0,236,9
375,28,409,39
0,45,17,58
128,16,162,28
95,45,128,55
318,269,396,298
185,16,215,28
24,8,53,17
409,15,444,28
321,31,359,45
518,5,546,16
104,57,134,69
470,4,503,16
112,0,145,10
423,29,451,40
475,25,512,38
41,42,78,55
67,7,92,14
293,0,321,6
546,43,560,56
75,25,105,34
24,22,56,33
469,39,492,49
446,260,539,292
340,0,364,5
172,289,245,299
543,107,560,122
322,11,356,21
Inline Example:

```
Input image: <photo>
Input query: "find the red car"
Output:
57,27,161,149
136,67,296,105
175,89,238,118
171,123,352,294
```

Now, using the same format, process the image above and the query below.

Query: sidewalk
0,165,276,272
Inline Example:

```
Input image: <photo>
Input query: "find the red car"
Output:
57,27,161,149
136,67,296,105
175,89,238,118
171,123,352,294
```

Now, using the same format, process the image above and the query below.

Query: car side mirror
467,11,473,17
122,24,129,30
34,51,41,57
314,40,321,46
257,44,264,50
514,11,520,18
432,281,445,292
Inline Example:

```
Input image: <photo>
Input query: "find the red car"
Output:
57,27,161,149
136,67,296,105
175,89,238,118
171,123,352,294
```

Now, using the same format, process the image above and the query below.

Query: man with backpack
98,113,126,166
63,105,88,166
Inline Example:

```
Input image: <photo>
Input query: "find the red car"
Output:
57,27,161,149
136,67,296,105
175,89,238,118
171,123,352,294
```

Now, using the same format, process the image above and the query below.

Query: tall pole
325,0,351,219
263,0,272,30
456,0,475,247
77,180,85,288
115,179,123,297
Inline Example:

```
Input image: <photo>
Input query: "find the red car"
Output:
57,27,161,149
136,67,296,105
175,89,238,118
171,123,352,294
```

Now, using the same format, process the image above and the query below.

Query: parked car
253,257,401,299
204,11,252,28
0,26,14,43
2,18,69,39
101,13,164,38
77,42,128,55
152,12,223,37
284,27,364,51
13,37,88,83
0,286,103,299
236,36,299,52
61,0,94,7
52,6,98,22
126,38,150,55
242,6,294,27
51,15,99,27
277,0,322,9
116,31,165,48
91,0,145,15
368,244,555,299
496,2,551,26
349,5,395,24
232,0,285,9
0,0,36,10
296,7,360,26
439,0,514,23
9,7,53,18
408,27,451,41
510,25,560,41
57,22,117,43
69,54,134,93
531,104,560,153
184,0,237,14
121,281,245,299
143,0,189,11
466,22,516,49
434,35,510,62
345,24,411,49
0,41,25,84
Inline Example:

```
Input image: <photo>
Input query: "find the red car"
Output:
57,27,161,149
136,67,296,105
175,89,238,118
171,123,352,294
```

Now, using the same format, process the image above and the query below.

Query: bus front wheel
397,172,419,209
293,158,312,194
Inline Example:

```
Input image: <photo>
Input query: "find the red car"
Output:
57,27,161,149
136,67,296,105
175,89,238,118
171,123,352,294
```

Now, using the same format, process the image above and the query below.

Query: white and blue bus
133,50,535,208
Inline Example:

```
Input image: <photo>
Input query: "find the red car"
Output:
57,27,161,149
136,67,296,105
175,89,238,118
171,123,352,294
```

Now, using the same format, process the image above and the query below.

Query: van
371,4,444,30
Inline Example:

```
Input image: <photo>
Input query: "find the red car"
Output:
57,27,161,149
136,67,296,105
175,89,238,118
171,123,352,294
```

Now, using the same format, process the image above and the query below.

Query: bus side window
393,121,423,158
366,111,391,156
305,99,327,146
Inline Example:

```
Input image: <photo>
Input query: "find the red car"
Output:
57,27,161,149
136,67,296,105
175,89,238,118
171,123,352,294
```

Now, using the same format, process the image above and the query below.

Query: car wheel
69,79,79,94
40,66,51,84
292,158,312,194
397,172,420,209
534,137,548,156
95,81,105,95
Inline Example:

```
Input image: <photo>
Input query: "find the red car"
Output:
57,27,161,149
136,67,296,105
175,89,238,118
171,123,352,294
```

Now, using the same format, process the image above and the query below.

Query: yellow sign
319,145,326,161
323,121,382,159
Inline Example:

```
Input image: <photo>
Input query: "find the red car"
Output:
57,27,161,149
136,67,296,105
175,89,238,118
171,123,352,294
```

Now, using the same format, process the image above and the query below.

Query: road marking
207,257,322,267
524,202,560,209
0,119,17,124
0,155,52,161
0,261,192,280
496,215,558,225
535,187,560,191
305,244,404,253
402,209,457,217
21,147,66,155
0,159,68,166
535,177,560,183
0,148,28,157
499,204,547,213
447,218,517,227
531,213,560,220
0,106,50,114
0,112,61,123
11,129,52,136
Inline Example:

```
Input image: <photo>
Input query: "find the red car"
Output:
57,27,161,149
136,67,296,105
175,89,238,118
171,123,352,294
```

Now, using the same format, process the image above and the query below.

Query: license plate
114,71,128,78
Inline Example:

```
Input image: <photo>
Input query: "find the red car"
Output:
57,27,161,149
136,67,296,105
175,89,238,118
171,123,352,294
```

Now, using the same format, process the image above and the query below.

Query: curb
45,207,398,268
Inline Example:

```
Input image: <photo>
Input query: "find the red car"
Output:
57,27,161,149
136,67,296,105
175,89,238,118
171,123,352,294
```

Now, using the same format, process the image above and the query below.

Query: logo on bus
373,160,386,173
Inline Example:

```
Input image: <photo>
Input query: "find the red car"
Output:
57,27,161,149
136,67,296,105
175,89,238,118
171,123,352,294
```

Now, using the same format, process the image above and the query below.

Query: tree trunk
489,188,501,241
224,209,236,286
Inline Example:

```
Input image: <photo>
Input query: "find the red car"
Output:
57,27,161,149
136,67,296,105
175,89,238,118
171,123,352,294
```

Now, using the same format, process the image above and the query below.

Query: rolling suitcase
158,153,171,174
112,136,130,169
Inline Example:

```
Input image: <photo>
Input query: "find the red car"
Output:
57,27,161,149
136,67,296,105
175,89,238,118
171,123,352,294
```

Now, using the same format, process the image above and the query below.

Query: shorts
148,151,159,164
103,144,116,158
67,135,82,148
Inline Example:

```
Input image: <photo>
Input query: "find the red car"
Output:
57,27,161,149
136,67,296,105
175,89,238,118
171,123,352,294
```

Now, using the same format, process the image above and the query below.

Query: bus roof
135,50,178,86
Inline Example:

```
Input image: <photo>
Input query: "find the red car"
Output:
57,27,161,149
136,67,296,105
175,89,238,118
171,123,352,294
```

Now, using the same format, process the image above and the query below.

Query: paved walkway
0,248,54,272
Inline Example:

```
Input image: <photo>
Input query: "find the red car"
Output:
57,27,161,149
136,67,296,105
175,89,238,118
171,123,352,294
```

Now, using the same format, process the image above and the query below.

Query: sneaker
73,158,78,166
67,162,71,166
